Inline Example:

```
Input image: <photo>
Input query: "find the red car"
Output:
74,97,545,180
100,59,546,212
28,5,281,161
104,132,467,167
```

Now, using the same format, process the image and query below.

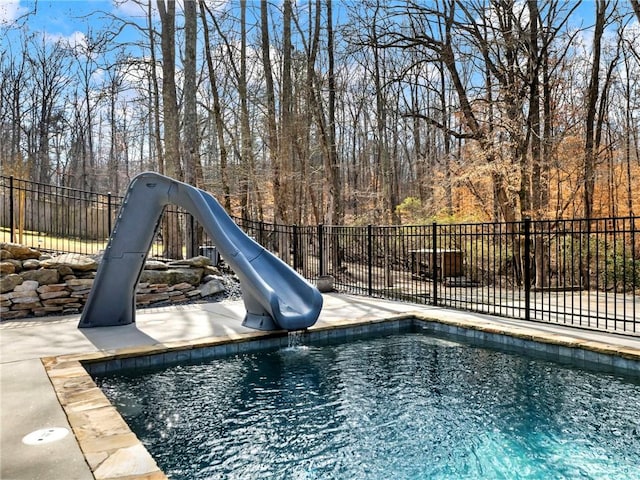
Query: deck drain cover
22,427,69,445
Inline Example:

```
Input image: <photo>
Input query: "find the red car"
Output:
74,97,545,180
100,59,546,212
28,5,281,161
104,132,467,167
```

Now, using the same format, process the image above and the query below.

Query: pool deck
2,293,640,480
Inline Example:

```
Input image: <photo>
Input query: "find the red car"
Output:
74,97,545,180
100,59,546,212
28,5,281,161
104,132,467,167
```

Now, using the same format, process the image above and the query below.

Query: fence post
368,224,373,296
9,176,15,243
318,224,324,276
432,222,438,306
523,217,531,321
107,192,112,236
258,221,264,246
292,224,299,271
190,214,196,258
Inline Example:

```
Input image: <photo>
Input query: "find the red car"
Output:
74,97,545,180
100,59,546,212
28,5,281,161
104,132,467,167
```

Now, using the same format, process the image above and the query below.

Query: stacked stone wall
0,242,238,321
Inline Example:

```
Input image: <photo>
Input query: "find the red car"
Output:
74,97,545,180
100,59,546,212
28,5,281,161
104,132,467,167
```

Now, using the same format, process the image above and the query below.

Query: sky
1,1,144,48
1,0,601,44
0,0,610,104
1,1,119,33
0,0,623,87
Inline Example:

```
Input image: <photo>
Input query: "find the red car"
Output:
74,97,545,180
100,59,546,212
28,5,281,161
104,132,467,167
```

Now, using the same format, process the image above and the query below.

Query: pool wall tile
134,354,151,369
161,351,181,365
120,357,135,370
420,315,640,376
315,330,328,342
540,343,559,359
612,355,639,373
105,358,122,373
176,350,192,363
190,347,204,361
87,361,106,376
582,349,602,365
227,342,240,356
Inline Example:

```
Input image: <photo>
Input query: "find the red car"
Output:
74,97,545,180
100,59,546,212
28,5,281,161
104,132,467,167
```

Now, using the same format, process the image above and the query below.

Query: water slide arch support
78,172,322,331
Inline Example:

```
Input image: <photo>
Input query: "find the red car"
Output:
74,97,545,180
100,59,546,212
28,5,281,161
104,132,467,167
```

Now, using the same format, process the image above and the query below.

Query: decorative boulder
19,268,60,285
56,265,74,276
139,267,204,286
4,259,23,272
14,280,39,291
203,265,222,276
199,278,226,297
144,260,169,271
0,262,16,275
0,243,40,260
168,255,212,268
40,253,98,272
22,259,41,270
0,274,23,293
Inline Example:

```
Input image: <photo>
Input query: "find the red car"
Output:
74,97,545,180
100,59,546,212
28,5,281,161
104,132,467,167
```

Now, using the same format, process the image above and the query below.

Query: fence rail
2,175,638,334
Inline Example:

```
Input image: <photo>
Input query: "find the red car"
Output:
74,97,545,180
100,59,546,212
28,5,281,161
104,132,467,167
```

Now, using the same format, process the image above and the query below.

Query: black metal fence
2,175,638,334
237,218,639,334
1,176,117,254
0,175,192,259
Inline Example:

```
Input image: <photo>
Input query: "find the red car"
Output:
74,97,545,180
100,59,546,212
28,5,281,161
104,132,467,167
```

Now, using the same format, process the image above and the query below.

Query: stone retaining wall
0,242,238,321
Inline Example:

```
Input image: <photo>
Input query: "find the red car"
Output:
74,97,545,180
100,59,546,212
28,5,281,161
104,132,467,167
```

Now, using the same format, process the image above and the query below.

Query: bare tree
583,0,607,221
260,0,282,223
631,0,640,22
326,0,343,226
157,0,183,258
199,0,231,211
620,28,638,217
157,0,182,181
183,0,201,257
105,61,125,194
0,40,29,177
25,34,71,184
148,0,164,175
183,0,199,187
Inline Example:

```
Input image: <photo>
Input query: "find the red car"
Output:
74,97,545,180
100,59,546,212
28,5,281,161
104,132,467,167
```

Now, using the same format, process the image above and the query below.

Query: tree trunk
238,0,262,221
199,0,231,211
183,0,201,257
326,0,343,226
327,0,344,268
583,0,605,221
148,0,164,174
157,0,183,259
631,0,640,22
260,0,282,223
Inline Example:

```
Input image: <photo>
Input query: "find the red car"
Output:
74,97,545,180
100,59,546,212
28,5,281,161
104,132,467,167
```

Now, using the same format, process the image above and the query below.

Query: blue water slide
78,172,323,331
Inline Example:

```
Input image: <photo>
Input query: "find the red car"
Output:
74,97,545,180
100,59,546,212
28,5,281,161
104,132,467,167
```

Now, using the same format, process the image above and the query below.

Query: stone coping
43,313,640,480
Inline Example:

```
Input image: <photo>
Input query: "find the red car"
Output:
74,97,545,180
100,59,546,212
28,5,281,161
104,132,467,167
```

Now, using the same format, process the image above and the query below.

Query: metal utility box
409,248,463,280
199,245,219,266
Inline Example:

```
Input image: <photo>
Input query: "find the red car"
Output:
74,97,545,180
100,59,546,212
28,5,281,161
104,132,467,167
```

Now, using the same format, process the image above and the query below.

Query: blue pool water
96,333,640,479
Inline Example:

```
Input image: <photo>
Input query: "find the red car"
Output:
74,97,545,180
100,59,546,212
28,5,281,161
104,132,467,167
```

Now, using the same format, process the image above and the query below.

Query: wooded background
1,0,639,229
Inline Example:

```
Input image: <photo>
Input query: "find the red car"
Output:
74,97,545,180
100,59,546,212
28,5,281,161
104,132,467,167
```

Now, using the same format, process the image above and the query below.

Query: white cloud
201,0,228,13
112,0,229,19
91,66,106,84
0,0,28,26
112,0,152,18
68,30,89,50
45,30,88,49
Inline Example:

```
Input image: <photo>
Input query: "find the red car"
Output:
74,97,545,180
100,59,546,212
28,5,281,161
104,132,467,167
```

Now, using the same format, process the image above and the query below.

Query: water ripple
97,333,640,480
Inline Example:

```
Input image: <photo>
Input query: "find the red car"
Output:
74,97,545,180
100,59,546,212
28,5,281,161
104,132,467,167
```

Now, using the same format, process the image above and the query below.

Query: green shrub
604,251,640,292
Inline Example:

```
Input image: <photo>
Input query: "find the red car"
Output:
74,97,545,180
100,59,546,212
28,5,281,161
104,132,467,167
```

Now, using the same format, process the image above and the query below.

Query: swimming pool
96,329,640,480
